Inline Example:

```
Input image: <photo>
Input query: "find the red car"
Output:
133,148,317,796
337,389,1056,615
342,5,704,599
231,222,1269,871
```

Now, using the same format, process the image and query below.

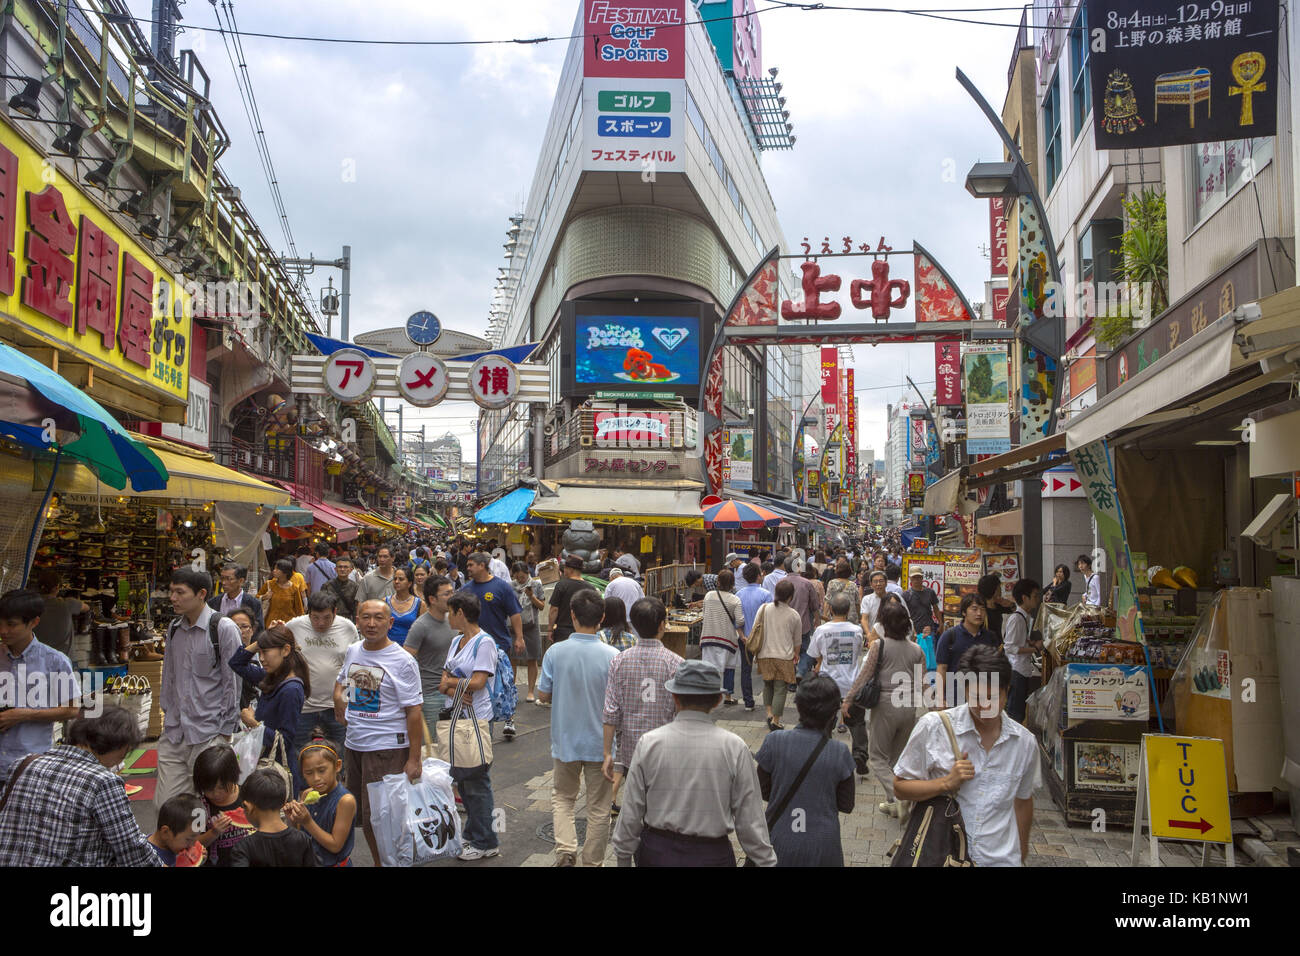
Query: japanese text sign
935,342,962,405
469,354,520,410
324,349,376,404
1086,0,1278,148
0,128,191,401
1067,663,1150,721
584,0,686,79
398,352,448,408
989,197,1008,276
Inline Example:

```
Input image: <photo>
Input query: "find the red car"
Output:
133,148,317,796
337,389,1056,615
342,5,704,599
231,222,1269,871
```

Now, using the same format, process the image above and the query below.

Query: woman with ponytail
228,624,311,792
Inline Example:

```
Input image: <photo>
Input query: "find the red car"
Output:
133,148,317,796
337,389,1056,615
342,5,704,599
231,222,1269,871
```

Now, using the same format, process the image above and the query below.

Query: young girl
192,744,255,867
285,731,357,867
228,625,310,793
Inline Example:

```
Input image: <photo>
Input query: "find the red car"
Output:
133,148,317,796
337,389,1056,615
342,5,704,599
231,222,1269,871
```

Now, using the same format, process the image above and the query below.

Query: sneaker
878,801,898,818
503,720,517,740
836,723,848,733
553,851,577,867
458,844,500,862
744,703,755,712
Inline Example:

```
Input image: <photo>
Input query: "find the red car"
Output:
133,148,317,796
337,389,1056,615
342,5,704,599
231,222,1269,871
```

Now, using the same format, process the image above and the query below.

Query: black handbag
887,712,974,867
845,638,885,722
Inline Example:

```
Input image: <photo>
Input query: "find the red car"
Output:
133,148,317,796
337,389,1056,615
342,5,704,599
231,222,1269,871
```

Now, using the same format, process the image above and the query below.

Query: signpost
1131,734,1234,866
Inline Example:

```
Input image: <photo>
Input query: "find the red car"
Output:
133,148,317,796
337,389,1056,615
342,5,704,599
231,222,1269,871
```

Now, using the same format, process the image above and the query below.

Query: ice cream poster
1066,663,1149,722
576,315,701,387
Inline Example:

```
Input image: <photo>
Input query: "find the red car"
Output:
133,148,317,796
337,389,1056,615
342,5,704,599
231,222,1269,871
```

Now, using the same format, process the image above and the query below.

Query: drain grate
536,820,588,845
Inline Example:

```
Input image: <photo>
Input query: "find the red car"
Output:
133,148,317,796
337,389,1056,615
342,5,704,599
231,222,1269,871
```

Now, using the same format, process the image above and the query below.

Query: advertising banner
0,128,192,402
1066,663,1150,721
1069,439,1144,642
583,0,687,79
935,342,961,405
820,346,838,435
845,368,856,490
982,552,1020,603
989,197,1008,276
1086,0,1279,149
583,77,685,175
907,471,925,511
575,314,700,387
726,427,754,490
962,344,1010,455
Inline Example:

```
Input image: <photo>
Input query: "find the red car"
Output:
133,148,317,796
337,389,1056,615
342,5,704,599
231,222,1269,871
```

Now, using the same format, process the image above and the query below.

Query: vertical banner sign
989,197,1008,276
727,428,754,490
962,344,1011,455
935,342,962,405
1087,0,1279,149
846,368,856,492
583,1,687,174
990,287,1010,326
1017,200,1057,442
819,422,843,511
1069,439,1144,643
820,346,839,436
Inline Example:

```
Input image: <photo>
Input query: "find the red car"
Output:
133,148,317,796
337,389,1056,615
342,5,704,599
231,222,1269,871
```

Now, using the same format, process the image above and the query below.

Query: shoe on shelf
458,845,500,862
503,720,517,740
553,852,576,867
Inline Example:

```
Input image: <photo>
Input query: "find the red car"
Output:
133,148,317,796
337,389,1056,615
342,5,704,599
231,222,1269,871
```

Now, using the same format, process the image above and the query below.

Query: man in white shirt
604,567,644,623
761,556,788,595
884,565,905,598
489,551,512,585
859,570,888,632
893,645,1039,866
283,590,360,759
808,591,867,772
1002,578,1043,723
1077,554,1102,605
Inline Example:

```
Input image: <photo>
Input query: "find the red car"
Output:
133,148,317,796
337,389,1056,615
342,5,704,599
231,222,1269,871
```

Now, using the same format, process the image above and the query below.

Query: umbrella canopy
0,342,167,491
702,499,782,529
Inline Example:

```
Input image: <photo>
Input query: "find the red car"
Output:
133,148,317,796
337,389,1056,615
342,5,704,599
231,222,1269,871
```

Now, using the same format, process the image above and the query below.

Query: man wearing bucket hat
610,660,775,867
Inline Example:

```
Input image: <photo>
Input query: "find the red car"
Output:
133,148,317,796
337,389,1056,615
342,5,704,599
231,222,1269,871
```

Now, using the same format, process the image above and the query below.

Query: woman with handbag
753,579,803,731
755,675,856,866
698,570,744,705
438,592,501,862
846,601,924,819
228,624,309,795
823,560,862,626
259,559,306,625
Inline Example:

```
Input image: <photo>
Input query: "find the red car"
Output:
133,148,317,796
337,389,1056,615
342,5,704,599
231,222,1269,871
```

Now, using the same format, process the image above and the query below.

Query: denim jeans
737,642,754,706
452,764,498,850
796,630,815,680
295,708,349,793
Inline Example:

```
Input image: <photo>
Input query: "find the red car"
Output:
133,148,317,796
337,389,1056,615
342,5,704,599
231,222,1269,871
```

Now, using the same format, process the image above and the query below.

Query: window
686,91,705,140
1043,72,1063,192
1069,7,1091,139
1191,138,1273,226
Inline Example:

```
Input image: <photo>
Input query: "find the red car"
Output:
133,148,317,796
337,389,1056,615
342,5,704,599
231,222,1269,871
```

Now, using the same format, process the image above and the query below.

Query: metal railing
1008,5,1031,89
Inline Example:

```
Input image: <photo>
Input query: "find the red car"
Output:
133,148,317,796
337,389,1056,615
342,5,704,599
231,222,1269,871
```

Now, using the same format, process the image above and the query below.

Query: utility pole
281,246,352,339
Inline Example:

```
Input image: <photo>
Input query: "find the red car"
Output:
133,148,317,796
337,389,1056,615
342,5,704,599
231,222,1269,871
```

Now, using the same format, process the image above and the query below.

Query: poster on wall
1073,740,1142,791
983,552,1020,603
575,314,701,388
726,427,754,490
961,344,1010,454
1066,663,1150,721
1086,0,1279,149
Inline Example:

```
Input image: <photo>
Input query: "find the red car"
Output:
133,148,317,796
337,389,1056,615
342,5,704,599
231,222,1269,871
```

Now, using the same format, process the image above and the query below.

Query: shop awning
530,485,704,528
58,445,290,506
475,487,537,525
977,508,1023,537
344,510,406,533
418,512,449,530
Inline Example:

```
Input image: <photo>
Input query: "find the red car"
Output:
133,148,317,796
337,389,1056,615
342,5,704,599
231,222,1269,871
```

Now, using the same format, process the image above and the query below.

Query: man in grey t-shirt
405,574,457,744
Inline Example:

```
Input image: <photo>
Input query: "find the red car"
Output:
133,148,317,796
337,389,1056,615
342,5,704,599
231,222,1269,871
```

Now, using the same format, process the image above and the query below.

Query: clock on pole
405,310,442,347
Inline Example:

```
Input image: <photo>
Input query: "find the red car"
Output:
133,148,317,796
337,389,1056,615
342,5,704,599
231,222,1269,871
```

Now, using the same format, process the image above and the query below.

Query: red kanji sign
21,184,77,326
468,355,519,410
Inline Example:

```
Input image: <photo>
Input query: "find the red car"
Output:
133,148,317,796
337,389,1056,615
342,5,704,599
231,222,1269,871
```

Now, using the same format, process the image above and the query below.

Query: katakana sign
468,354,520,410
324,348,377,404
397,352,449,408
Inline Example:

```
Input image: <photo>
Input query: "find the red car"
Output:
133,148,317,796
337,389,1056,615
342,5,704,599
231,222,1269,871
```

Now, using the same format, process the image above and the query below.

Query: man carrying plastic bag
368,757,463,867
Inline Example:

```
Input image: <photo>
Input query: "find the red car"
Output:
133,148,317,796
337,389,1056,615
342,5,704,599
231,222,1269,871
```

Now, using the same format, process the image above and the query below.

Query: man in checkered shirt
601,596,682,814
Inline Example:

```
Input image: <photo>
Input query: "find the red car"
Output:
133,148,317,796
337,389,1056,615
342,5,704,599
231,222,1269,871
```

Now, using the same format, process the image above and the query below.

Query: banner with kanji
1068,439,1144,643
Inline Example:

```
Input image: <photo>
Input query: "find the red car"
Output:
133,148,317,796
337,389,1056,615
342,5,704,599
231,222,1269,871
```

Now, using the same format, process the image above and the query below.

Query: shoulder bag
742,733,829,867
711,587,741,636
845,637,885,722
745,603,769,657
258,727,294,802
436,664,493,774
887,711,973,867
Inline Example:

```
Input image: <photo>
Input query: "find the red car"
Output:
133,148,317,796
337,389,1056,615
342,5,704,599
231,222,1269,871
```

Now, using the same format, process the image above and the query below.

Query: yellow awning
57,448,290,506
344,510,405,532
529,486,704,528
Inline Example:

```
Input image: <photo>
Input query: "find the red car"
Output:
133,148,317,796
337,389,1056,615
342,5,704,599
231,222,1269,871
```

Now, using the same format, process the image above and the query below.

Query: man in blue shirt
735,563,773,713
0,589,80,783
537,589,620,867
459,552,524,740
934,594,1000,708
303,542,337,595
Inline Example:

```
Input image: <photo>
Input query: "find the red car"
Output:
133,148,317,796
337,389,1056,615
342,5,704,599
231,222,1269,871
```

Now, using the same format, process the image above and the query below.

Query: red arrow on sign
1070,478,1081,491
1053,478,1065,491
1167,818,1213,834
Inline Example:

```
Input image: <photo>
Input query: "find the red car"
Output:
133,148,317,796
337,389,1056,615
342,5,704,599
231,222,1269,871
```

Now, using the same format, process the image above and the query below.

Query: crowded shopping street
0,0,1296,931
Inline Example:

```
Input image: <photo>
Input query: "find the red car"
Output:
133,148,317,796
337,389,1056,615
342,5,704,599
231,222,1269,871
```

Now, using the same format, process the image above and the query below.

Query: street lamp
963,161,1035,200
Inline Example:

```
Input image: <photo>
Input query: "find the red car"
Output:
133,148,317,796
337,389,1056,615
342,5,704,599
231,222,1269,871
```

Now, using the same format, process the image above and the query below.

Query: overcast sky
125,0,1022,460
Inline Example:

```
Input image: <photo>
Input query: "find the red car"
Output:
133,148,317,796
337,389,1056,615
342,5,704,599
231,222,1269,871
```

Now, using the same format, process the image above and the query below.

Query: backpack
887,711,974,868
471,636,517,722
168,612,226,667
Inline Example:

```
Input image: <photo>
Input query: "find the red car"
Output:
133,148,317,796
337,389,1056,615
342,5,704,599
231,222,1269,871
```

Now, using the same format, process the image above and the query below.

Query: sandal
723,696,738,706
525,694,536,703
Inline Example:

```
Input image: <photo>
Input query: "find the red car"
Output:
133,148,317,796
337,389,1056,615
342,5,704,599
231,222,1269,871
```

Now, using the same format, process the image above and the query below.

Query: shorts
344,746,409,831
521,622,542,661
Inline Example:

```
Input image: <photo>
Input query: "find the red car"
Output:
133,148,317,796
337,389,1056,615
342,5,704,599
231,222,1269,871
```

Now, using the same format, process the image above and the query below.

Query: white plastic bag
231,724,263,784
404,759,462,864
368,758,463,867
